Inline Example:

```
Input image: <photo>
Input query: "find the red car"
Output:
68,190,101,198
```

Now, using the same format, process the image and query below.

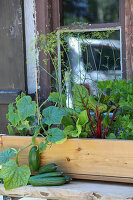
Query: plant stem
39,99,49,109
16,142,32,165
107,108,117,135
83,101,96,135
96,106,100,138
35,67,40,125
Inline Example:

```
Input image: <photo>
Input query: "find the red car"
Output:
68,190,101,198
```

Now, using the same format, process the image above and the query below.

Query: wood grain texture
1,136,133,183
125,0,133,79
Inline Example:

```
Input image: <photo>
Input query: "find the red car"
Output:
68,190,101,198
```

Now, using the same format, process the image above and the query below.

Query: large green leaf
47,128,65,143
7,112,20,127
103,105,116,127
72,84,89,112
63,107,79,119
17,96,36,121
0,149,16,164
42,106,67,125
16,120,30,131
80,132,88,138
78,110,88,126
6,104,20,126
39,141,47,153
61,116,75,128
0,160,31,190
48,92,66,106
76,120,82,136
106,133,116,139
63,125,74,136
88,96,107,114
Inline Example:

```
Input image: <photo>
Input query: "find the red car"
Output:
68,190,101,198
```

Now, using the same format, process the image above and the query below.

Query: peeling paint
24,0,39,94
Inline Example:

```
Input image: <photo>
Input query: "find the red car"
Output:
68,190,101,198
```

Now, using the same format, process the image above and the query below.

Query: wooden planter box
0,135,133,183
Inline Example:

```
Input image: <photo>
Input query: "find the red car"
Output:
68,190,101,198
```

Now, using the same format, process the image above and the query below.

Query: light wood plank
1,136,133,183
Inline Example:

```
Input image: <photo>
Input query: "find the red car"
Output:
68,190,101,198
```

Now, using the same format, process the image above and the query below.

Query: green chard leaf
47,128,65,143
42,106,67,125
88,96,107,114
61,116,75,128
63,125,74,137
76,119,82,136
17,96,36,121
78,110,88,126
63,107,79,119
72,84,89,112
71,130,79,137
106,133,116,139
0,148,16,164
0,160,31,190
80,132,88,138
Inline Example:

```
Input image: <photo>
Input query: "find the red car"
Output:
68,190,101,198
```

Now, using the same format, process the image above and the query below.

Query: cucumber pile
28,163,72,186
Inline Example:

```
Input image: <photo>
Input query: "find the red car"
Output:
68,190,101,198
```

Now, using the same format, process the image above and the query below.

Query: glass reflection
62,0,119,25
61,30,121,100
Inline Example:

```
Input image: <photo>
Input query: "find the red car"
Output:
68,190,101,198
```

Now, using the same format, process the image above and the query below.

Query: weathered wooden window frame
59,0,126,77
35,0,132,100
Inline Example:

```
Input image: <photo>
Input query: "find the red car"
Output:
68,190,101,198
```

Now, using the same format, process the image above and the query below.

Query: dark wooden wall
125,0,133,79
0,0,26,133
35,0,60,103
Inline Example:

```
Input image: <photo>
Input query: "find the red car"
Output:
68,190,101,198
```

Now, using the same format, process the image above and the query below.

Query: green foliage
0,160,31,190
16,96,36,121
78,110,88,126
88,96,107,114
6,92,69,152
39,141,47,153
6,94,37,136
48,92,66,107
61,116,75,128
98,78,133,139
42,106,67,125
47,128,66,143
106,133,116,139
72,84,90,112
0,148,16,164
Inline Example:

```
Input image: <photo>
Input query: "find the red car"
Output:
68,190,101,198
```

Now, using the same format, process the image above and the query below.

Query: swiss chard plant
62,84,117,139
98,78,133,139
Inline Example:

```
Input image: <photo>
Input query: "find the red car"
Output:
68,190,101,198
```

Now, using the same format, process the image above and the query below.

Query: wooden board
1,136,133,183
1,180,133,200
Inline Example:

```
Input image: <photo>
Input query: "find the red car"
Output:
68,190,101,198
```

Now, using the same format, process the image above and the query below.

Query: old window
56,0,126,96
35,0,128,101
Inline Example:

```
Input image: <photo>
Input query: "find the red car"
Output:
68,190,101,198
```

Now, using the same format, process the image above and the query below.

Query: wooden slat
1,180,133,200
1,136,133,183
0,90,21,104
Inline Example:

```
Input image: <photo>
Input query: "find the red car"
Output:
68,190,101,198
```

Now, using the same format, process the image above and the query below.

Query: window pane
60,30,121,96
62,0,119,25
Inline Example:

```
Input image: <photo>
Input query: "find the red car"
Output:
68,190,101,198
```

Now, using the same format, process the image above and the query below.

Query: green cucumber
29,177,66,186
38,163,57,174
29,171,63,180
29,146,40,172
63,175,72,183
